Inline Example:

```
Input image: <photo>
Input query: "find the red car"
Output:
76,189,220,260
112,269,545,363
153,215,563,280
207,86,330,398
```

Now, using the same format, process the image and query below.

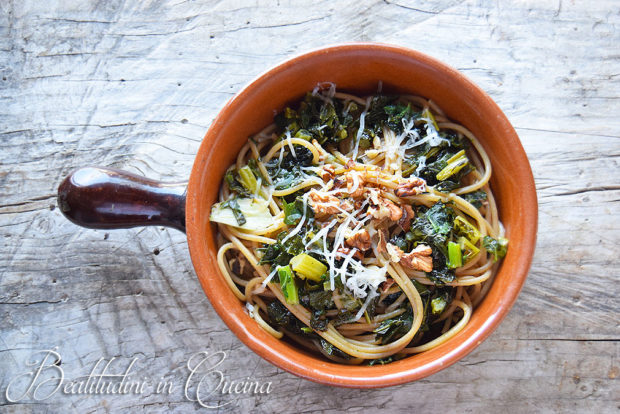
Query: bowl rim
186,42,538,388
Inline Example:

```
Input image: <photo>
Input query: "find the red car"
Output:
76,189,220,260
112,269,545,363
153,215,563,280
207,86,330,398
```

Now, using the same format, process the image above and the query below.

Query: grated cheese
353,289,380,322
351,97,372,160
280,193,309,244
345,265,387,299
285,130,297,158
261,265,280,288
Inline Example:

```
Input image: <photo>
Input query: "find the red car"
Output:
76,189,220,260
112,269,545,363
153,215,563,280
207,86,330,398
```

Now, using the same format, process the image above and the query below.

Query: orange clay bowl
58,43,537,388
185,43,537,388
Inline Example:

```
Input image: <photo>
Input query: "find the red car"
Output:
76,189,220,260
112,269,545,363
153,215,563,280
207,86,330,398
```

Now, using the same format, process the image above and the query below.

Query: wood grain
1,0,618,412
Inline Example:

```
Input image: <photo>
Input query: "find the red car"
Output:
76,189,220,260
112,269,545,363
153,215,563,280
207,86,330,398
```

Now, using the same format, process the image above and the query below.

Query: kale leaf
368,357,394,366
384,103,419,134
365,95,394,127
225,169,250,197
374,307,413,345
409,202,455,250
482,236,509,261
462,190,488,208
310,310,329,331
328,310,356,327
267,301,316,337
308,290,334,311
319,339,350,359
274,93,350,145
427,267,456,285
258,231,306,268
267,301,292,326
283,196,313,226
265,146,314,191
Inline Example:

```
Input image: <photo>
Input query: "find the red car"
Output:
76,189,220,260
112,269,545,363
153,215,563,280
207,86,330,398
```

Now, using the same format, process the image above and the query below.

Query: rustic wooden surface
1,0,618,412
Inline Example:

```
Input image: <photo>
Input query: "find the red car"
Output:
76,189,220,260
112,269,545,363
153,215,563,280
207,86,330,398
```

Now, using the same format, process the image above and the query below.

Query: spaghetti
210,83,508,365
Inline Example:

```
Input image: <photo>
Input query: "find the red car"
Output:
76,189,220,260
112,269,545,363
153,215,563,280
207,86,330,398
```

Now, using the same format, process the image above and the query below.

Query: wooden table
1,1,618,412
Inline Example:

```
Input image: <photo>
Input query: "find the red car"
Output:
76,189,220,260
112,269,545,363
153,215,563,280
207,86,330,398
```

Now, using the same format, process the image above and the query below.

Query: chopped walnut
400,244,433,272
385,243,404,262
332,176,346,190
345,170,365,197
395,177,426,197
369,197,402,221
308,190,341,218
319,164,336,181
336,247,364,261
345,229,371,251
398,204,415,231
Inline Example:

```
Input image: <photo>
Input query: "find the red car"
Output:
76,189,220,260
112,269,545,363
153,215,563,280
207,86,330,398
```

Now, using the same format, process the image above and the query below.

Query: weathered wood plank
1,0,618,412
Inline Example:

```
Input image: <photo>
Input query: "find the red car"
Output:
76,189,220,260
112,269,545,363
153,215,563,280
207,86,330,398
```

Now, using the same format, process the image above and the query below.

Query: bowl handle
57,167,187,233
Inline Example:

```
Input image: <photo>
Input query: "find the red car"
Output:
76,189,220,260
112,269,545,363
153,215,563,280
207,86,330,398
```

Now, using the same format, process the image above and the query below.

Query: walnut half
345,229,371,251
395,177,426,197
400,244,433,272
368,193,403,222
308,189,350,219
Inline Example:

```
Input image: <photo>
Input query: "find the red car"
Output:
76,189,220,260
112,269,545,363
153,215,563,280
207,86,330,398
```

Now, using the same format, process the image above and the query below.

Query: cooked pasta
209,83,508,365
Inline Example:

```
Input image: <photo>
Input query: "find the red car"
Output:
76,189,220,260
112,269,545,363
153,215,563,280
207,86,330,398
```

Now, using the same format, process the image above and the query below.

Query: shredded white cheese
351,96,372,160
281,193,309,244
261,265,280,288
285,130,297,158
312,82,337,104
353,289,380,322
345,265,387,299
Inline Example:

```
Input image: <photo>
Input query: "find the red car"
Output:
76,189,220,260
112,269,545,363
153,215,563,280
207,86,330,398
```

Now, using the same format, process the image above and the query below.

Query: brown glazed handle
57,167,187,232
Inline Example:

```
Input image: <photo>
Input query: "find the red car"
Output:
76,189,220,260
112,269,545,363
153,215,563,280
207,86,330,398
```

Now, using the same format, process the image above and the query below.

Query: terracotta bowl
58,43,537,388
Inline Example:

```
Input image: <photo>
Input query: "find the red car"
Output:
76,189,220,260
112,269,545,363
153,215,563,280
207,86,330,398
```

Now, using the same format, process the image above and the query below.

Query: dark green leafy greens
406,202,459,284
394,285,455,339
278,265,299,304
258,231,306,268
267,302,315,337
306,290,333,310
427,267,455,285
263,145,315,192
300,288,333,332
283,196,313,226
319,339,351,360
482,236,509,261
368,357,395,366
225,169,250,197
310,310,329,331
462,190,487,209
374,307,413,345
274,92,352,146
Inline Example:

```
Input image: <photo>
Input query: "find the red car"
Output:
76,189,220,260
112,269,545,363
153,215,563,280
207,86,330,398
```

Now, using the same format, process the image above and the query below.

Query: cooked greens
212,85,509,366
